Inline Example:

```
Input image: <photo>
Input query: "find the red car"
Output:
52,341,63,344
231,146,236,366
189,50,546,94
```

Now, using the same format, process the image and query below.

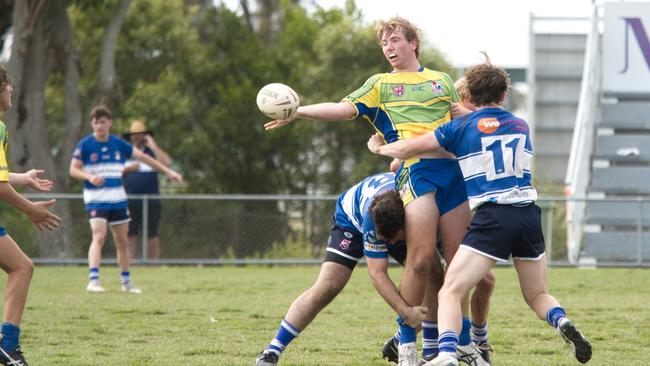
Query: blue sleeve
72,139,85,161
435,118,462,156
116,136,134,158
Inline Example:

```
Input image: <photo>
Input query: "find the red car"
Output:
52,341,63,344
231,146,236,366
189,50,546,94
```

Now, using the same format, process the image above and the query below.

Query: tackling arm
366,257,427,328
367,132,442,160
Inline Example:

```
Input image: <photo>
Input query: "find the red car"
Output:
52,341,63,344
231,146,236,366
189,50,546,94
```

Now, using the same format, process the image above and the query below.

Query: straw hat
123,119,153,137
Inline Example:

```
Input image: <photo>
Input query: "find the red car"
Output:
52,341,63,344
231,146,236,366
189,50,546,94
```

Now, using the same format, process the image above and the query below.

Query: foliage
14,266,650,364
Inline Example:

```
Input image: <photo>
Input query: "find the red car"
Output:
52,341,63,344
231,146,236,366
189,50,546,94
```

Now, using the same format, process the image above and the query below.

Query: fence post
142,196,149,263
638,198,643,267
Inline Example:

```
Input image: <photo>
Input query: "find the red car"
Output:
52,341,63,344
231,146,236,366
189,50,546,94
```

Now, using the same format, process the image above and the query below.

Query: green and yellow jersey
0,122,9,182
344,66,459,143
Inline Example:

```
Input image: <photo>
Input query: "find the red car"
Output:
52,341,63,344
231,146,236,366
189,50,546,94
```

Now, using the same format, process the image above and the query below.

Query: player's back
334,173,395,233
435,108,537,209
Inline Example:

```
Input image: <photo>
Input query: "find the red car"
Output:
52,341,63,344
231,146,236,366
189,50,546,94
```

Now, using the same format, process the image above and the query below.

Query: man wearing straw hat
122,119,173,261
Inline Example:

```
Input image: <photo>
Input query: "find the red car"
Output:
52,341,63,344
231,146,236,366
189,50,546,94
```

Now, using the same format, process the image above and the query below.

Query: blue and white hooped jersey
333,172,402,259
435,108,538,210
72,134,134,211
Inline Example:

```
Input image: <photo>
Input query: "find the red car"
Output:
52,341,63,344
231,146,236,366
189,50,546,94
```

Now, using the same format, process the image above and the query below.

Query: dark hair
0,67,10,90
370,190,404,241
90,105,112,121
464,52,510,107
376,17,421,58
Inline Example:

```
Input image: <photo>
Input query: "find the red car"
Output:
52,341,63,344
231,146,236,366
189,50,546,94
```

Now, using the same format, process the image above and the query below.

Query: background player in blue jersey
263,17,488,366
367,55,592,366
256,173,443,366
70,105,182,294
0,66,62,366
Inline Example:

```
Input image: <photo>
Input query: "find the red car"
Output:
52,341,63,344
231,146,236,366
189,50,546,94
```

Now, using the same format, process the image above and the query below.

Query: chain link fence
4,194,647,266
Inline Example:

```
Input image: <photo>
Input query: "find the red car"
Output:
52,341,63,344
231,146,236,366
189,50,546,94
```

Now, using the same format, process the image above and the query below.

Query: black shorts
88,208,131,225
324,225,407,270
461,203,545,262
127,199,161,237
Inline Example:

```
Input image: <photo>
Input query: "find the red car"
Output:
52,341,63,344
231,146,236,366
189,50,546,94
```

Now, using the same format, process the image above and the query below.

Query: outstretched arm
9,170,53,191
0,182,62,231
132,149,183,182
264,101,357,130
366,257,427,328
367,132,442,160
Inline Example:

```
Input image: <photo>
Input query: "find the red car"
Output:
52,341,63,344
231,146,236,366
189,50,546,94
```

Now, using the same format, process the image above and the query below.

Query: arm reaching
132,149,183,182
9,170,53,192
144,135,172,166
367,132,442,160
366,257,428,328
264,101,357,130
0,182,62,231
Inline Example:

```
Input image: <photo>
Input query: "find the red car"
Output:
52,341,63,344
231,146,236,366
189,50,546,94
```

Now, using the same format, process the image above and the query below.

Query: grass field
6,265,649,365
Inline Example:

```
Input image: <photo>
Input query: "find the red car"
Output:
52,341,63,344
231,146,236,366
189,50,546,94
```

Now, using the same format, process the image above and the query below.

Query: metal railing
564,3,602,264
4,193,646,267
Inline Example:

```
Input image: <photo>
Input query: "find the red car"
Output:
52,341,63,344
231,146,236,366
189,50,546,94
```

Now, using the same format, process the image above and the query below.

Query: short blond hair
376,17,421,58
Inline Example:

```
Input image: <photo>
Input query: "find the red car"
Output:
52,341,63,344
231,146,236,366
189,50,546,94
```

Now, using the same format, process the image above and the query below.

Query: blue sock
89,267,99,282
546,306,567,329
437,330,459,356
459,317,472,346
422,321,438,358
267,319,300,355
471,322,488,344
0,322,20,351
120,271,130,285
396,316,416,344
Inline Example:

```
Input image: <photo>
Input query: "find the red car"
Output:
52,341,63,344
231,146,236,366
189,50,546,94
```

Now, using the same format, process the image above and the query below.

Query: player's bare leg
87,220,108,292
110,222,141,294
515,256,592,363
257,262,352,365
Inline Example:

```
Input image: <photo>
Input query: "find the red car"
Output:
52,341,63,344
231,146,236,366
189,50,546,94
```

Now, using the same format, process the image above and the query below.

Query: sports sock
422,321,438,358
0,322,20,351
88,267,99,283
120,271,131,285
396,316,416,344
267,319,300,355
471,322,488,344
458,317,472,346
437,330,459,358
546,306,567,329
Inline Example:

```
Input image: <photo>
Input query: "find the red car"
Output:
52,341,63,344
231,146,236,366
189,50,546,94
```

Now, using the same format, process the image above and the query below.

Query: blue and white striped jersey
333,172,400,259
435,108,537,210
72,134,134,211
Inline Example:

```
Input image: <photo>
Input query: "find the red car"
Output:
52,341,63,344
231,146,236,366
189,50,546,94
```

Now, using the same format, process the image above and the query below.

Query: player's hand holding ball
257,83,300,130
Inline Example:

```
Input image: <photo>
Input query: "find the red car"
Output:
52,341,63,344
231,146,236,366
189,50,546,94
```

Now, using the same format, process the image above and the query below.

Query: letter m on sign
621,17,650,73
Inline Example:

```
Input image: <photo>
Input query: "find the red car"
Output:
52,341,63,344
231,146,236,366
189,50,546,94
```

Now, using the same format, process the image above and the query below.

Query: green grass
6,266,649,365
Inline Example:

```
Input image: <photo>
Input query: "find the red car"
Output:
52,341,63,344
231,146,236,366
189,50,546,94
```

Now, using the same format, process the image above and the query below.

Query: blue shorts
324,225,407,270
0,226,6,237
395,158,468,216
88,208,131,226
461,203,545,262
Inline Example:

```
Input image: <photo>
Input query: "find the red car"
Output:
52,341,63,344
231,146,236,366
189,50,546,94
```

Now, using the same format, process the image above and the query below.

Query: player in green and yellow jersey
264,17,492,366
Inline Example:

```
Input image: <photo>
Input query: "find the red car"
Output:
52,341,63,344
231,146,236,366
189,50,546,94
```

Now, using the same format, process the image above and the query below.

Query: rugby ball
256,83,300,120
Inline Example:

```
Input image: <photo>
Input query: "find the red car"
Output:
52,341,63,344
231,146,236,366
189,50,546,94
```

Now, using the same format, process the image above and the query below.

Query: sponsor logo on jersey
343,231,353,239
339,238,351,250
477,118,500,133
114,151,121,161
431,80,444,93
101,146,108,152
392,84,405,97
364,243,387,252
90,153,99,162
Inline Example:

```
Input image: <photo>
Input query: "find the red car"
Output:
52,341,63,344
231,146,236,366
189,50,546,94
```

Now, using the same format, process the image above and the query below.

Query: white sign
603,2,650,95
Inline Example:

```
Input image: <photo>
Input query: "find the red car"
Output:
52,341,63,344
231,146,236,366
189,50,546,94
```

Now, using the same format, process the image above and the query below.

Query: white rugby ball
256,83,300,120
